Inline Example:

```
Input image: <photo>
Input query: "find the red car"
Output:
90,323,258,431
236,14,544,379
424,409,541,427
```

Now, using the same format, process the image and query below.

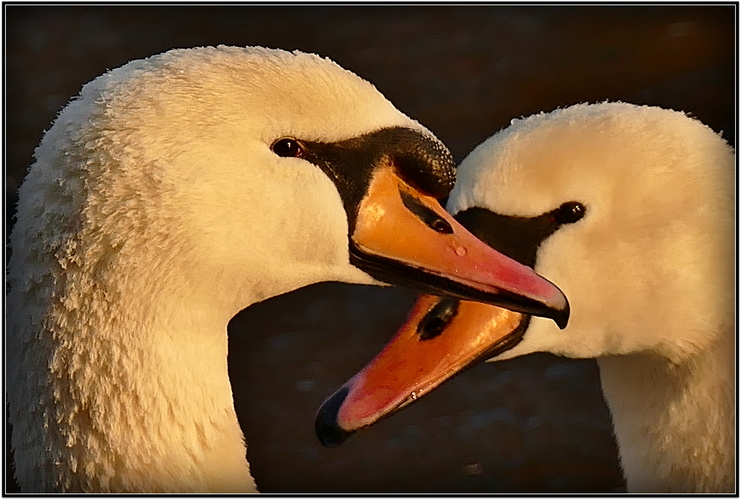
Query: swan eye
271,138,304,158
554,201,586,224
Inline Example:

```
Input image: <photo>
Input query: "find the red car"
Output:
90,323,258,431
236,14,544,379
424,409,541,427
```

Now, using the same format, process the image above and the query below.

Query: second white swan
317,102,735,493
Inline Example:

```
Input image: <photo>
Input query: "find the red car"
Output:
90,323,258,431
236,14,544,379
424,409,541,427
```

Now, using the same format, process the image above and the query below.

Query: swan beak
316,294,526,446
350,166,569,327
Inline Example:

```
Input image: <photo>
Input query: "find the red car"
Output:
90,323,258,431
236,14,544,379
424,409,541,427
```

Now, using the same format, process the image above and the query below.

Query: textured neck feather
8,236,262,492
597,333,735,493
7,115,369,491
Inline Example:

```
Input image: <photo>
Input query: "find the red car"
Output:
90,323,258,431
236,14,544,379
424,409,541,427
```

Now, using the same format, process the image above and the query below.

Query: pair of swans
317,102,735,493
8,44,734,493
6,46,568,492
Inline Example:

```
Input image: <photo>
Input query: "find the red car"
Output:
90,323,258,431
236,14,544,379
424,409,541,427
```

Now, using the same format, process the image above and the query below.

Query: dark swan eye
554,201,586,225
271,138,304,158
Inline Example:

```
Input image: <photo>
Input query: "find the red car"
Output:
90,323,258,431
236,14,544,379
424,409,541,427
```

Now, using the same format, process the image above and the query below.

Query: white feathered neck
449,102,735,492
598,333,734,492
6,46,425,492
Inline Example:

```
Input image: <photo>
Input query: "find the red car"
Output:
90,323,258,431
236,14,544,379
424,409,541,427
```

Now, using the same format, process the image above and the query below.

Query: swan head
8,46,576,492
315,102,735,445
15,45,568,323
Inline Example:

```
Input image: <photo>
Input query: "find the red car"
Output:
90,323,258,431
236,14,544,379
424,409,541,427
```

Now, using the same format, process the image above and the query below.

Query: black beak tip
315,387,355,448
554,299,570,330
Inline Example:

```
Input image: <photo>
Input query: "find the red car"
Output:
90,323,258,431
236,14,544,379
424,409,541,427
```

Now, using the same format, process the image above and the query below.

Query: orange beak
350,166,569,326
316,294,523,446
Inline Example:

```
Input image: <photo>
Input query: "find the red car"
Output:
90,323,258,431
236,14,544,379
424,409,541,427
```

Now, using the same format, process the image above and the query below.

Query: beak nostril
399,190,455,234
417,297,459,341
431,218,453,234
419,317,447,340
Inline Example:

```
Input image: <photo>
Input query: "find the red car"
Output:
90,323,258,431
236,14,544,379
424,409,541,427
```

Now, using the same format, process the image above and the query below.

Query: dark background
4,4,736,493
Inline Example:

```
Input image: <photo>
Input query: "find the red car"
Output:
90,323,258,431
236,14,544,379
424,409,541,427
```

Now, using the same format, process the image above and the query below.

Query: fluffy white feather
6,46,430,493
448,102,735,492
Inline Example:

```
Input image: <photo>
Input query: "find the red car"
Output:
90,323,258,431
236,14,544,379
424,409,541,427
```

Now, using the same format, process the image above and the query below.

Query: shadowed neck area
597,333,735,493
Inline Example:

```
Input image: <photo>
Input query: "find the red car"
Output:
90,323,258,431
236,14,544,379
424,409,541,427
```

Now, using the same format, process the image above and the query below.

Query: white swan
316,102,736,493
6,46,571,493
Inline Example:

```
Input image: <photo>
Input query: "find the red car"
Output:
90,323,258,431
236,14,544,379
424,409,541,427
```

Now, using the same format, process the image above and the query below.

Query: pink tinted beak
316,294,526,447
350,167,569,327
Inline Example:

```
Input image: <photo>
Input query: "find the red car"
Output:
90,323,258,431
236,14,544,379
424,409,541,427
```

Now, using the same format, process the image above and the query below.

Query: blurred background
4,4,736,493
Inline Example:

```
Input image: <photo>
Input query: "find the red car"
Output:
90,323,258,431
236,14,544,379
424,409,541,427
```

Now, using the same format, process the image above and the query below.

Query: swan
5,46,571,493
315,102,736,493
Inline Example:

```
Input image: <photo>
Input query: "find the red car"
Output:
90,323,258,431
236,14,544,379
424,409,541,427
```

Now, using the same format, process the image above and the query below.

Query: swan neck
597,338,735,493
8,259,258,492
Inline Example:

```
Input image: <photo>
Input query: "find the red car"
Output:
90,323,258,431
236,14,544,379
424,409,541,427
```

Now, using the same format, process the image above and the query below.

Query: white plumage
317,102,735,493
448,102,735,492
6,45,452,493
